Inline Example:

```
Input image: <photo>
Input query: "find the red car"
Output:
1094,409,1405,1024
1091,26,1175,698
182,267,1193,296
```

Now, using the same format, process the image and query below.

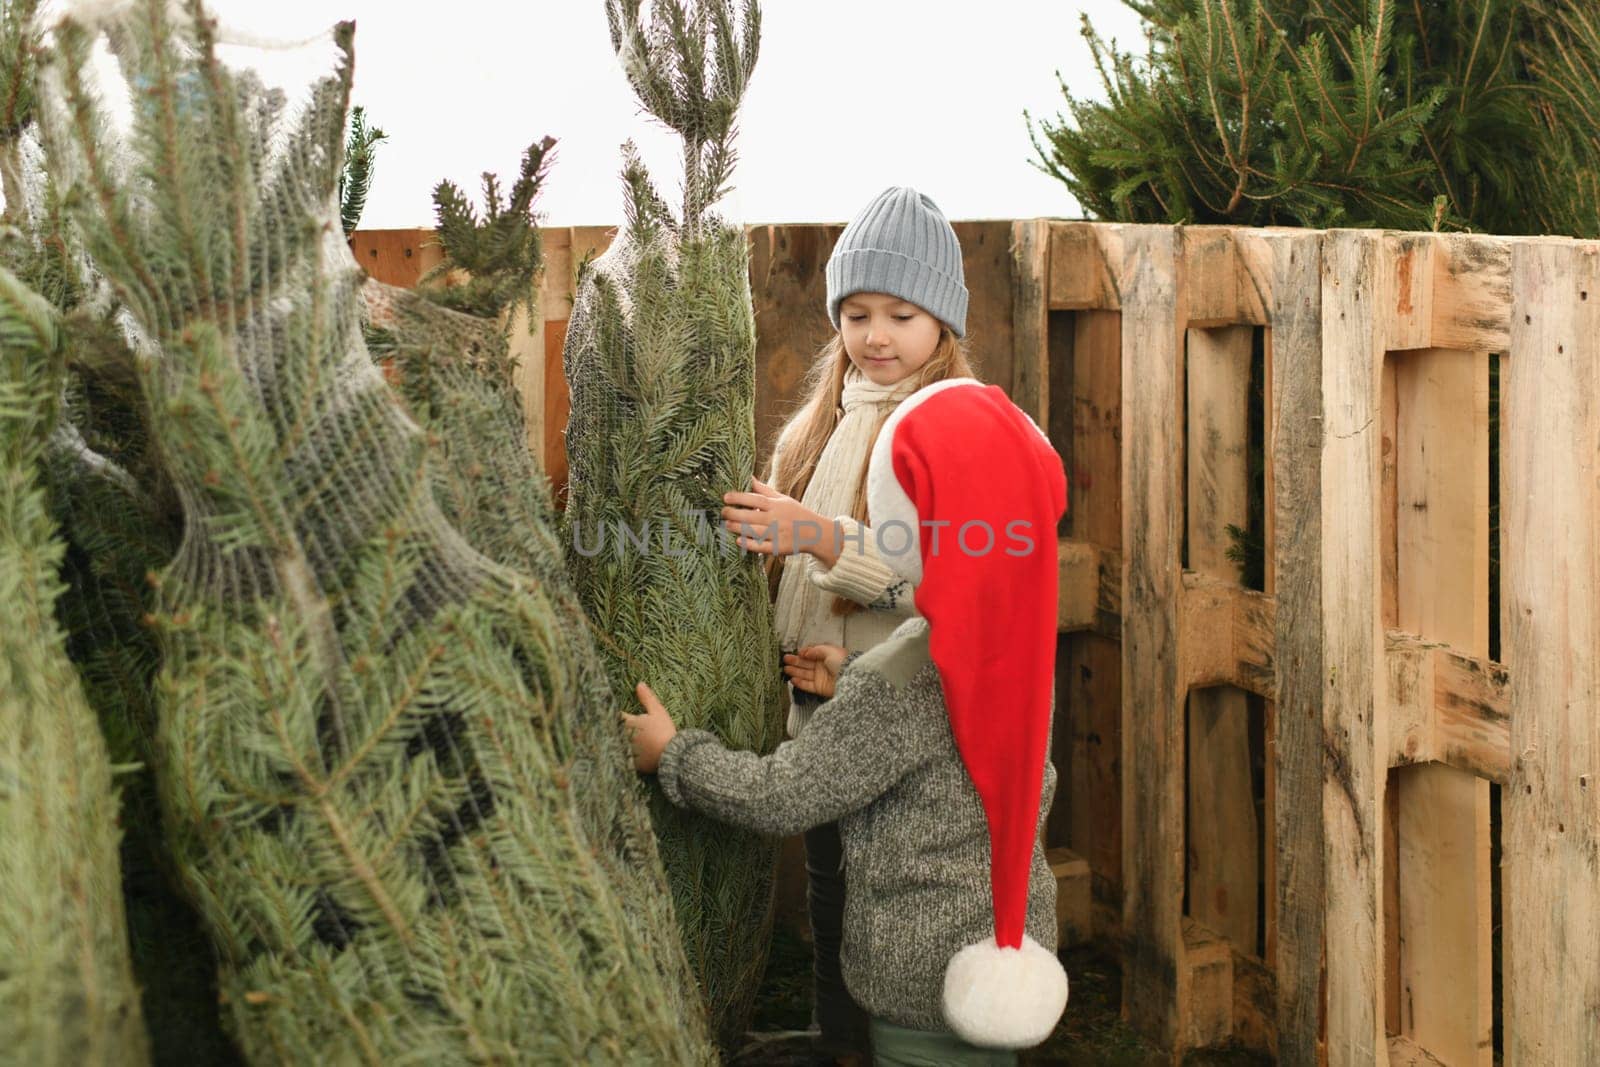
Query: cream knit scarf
772,368,917,652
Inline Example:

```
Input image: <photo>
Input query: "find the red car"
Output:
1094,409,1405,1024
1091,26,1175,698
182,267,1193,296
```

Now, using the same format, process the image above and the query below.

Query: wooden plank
1184,229,1242,327
1011,219,1050,425
1120,225,1186,1049
1390,346,1493,1064
1187,685,1259,956
1186,326,1253,584
1429,233,1512,354
544,319,571,496
1264,230,1326,1067
1054,538,1123,641
1250,234,1278,978
506,302,544,469
1231,946,1279,1056
746,223,840,461
1058,538,1101,632
1048,221,1121,310
1385,637,1435,768
1381,356,1400,629
1185,321,1258,964
1179,575,1275,698
1384,634,1511,782
1047,847,1093,947
1232,229,1280,328
1388,1034,1451,1067
1066,309,1124,915
1501,238,1600,1063
350,227,445,288
954,221,1019,393
1182,918,1235,1048
1320,229,1389,1066
1384,234,1436,351
1431,646,1510,782
1395,768,1493,1056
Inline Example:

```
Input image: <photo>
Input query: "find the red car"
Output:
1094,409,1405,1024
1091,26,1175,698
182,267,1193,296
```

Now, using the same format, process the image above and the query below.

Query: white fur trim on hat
942,934,1069,1049
865,377,983,585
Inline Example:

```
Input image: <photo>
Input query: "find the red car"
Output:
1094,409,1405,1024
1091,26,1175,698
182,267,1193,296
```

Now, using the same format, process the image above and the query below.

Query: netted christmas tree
362,135,706,1040
1028,0,1599,237
0,1,224,1059
562,0,786,1048
21,1,713,1060
0,265,150,1065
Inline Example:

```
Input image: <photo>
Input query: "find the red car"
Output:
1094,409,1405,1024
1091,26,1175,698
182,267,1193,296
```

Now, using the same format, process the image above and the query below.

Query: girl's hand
621,682,677,773
721,477,842,564
783,644,848,699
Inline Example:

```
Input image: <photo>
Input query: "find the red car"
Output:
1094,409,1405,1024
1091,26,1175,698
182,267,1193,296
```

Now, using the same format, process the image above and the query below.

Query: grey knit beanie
826,186,968,337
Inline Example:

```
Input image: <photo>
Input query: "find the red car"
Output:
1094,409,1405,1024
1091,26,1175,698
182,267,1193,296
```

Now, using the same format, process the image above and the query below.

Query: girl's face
839,292,942,386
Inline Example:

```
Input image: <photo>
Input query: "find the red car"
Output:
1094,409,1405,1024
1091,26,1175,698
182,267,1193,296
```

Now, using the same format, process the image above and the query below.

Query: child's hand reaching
621,682,677,773
721,477,843,565
783,644,847,699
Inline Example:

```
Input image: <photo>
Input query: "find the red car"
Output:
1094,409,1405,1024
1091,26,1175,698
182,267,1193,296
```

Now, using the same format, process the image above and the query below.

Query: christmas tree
1029,0,1598,237
364,136,709,1039
562,0,786,1047
0,264,150,1064
18,1,713,1060
0,1,221,1059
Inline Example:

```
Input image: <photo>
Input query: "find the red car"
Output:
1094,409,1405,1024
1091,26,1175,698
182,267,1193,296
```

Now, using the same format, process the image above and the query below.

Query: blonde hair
767,326,976,615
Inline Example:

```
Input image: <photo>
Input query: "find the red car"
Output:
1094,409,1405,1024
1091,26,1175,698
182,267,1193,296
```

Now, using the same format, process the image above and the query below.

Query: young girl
715,186,975,1059
626,378,1071,1065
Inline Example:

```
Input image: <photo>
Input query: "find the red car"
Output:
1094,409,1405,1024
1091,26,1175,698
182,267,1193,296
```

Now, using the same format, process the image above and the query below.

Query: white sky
111,1,1150,228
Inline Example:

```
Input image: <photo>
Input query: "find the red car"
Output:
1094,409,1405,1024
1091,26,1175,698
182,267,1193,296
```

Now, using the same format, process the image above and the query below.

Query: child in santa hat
624,379,1070,1063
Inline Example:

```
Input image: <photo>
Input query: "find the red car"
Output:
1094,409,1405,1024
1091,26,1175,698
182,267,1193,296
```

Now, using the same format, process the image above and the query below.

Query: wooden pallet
1017,220,1599,1065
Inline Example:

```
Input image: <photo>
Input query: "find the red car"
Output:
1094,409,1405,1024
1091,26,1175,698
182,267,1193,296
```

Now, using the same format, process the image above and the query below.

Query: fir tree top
1030,0,1598,236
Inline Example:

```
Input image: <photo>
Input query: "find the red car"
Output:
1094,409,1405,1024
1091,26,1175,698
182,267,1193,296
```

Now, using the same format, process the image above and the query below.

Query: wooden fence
354,221,1599,1065
1021,221,1598,1065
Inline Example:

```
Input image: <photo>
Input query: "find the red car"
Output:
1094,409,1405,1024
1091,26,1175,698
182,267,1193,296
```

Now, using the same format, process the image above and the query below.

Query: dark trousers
804,820,872,1055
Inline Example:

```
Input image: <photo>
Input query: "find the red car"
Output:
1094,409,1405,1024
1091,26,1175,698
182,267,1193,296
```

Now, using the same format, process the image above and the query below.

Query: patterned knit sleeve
655,671,932,837
806,517,919,616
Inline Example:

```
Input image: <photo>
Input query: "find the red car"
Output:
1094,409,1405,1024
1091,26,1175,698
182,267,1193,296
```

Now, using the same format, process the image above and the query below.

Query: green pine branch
1029,0,1591,235
0,263,151,1066
422,135,554,321
338,104,386,237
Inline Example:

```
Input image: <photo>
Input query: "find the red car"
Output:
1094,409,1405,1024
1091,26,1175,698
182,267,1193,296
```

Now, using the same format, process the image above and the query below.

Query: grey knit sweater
657,617,1058,1032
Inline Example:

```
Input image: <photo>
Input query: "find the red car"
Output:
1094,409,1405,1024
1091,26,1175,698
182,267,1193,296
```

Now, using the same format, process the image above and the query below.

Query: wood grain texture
1390,347,1493,1063
1383,634,1510,782
1501,238,1600,1065
1180,575,1275,698
1429,234,1511,355
1066,309,1125,914
1011,219,1050,425
1049,221,1123,310
1120,226,1186,1048
1264,231,1327,1067
349,227,445,287
1185,324,1259,956
1320,230,1388,1066
1047,847,1093,947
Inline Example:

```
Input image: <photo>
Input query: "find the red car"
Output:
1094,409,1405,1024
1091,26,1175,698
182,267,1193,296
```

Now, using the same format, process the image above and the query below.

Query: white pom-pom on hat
942,934,1070,1048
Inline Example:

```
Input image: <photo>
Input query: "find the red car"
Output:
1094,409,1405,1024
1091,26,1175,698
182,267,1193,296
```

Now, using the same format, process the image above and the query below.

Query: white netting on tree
0,267,150,1066
26,1,713,1060
562,0,786,1047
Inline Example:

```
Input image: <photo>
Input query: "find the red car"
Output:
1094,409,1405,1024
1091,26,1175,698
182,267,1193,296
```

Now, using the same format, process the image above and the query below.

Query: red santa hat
867,378,1070,1048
